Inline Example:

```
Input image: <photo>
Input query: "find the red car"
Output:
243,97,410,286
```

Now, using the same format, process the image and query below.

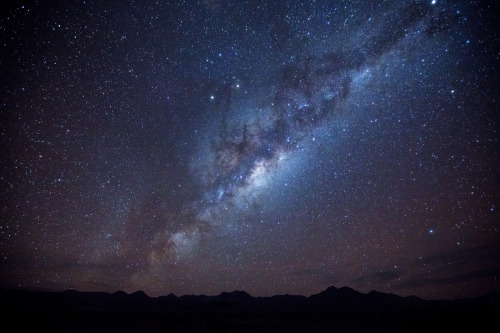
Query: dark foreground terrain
1,286,498,332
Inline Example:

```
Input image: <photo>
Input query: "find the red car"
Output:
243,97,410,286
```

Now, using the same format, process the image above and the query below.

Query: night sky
1,0,499,300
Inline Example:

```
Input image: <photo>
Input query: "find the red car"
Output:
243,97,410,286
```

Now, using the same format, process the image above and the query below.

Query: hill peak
217,290,253,299
130,290,148,299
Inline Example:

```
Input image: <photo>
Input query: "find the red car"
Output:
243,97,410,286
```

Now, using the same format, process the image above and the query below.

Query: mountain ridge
2,285,498,332
3,284,498,304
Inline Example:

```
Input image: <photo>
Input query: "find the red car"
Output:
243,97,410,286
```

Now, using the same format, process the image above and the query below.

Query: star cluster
1,0,499,299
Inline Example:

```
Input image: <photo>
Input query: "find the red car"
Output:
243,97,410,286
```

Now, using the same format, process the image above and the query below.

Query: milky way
1,0,499,299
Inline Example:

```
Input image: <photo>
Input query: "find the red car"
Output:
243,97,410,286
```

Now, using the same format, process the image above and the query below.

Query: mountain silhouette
130,290,149,299
112,290,129,298
309,285,362,303
216,290,253,302
1,285,497,332
157,292,177,301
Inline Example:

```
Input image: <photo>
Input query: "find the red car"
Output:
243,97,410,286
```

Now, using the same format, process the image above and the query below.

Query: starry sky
1,0,499,300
